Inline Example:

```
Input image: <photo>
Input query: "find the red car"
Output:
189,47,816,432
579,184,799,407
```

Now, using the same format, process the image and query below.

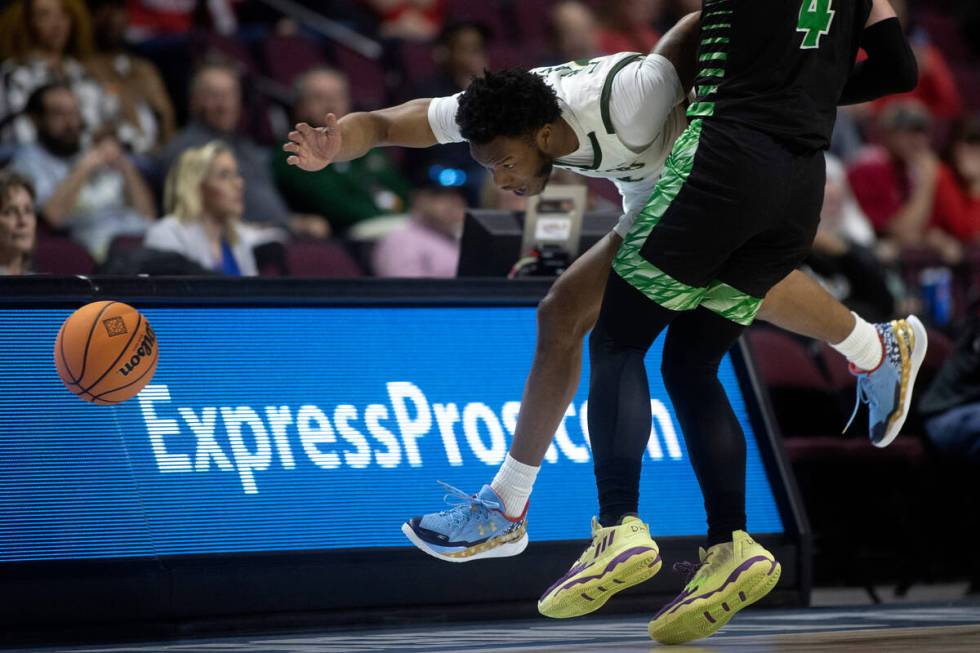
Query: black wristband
839,17,918,105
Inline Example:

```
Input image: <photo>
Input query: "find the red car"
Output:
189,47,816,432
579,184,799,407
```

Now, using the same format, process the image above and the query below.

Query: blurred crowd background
1,0,980,594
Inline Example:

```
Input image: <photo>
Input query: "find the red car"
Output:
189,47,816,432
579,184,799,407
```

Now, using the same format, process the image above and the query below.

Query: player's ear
535,124,552,151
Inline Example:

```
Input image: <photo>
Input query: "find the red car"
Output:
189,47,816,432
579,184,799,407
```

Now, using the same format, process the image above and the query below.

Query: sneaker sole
400,522,528,563
649,556,781,645
876,315,928,448
538,546,662,619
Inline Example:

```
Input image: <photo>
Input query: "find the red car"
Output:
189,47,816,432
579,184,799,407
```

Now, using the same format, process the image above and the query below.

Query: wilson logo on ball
102,316,128,337
119,326,157,377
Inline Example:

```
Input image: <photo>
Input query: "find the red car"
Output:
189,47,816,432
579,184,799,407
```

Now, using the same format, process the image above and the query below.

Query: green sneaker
648,530,781,644
538,516,662,619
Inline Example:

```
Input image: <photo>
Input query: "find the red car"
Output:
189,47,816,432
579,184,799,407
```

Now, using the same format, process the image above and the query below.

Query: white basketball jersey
531,53,688,218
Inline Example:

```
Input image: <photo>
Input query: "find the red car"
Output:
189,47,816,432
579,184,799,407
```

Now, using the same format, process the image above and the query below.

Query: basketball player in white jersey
284,8,925,618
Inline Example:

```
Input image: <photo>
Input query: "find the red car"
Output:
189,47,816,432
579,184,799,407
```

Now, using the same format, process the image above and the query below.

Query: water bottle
919,267,953,327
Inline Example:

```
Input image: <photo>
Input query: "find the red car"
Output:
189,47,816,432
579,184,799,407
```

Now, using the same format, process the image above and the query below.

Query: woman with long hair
145,141,274,276
0,0,138,149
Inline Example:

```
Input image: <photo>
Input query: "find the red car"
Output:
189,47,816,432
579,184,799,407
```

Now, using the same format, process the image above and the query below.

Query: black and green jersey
690,0,873,151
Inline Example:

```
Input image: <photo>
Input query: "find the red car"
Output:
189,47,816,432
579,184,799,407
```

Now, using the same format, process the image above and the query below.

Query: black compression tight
588,272,748,546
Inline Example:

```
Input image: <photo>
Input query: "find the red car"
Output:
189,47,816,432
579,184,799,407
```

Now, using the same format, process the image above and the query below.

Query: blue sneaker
401,482,528,563
845,316,928,448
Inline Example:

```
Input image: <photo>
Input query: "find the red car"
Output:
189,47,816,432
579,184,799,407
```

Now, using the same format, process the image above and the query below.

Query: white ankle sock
491,454,539,518
831,313,882,371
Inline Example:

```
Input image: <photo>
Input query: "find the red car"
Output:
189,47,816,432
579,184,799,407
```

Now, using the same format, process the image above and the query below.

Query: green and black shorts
612,117,825,326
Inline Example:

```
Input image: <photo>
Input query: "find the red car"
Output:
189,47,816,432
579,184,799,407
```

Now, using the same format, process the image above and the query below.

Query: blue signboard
0,306,782,562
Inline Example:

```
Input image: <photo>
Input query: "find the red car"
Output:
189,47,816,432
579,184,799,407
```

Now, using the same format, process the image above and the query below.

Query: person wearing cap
847,99,965,263
371,184,464,278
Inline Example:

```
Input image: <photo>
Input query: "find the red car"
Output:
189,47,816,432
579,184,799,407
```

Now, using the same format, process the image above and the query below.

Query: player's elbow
893,53,919,93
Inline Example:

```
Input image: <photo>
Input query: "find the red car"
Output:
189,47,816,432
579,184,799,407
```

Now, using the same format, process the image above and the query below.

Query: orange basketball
54,301,159,405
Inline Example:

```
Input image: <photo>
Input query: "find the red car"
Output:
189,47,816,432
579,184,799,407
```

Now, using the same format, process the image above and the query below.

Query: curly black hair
456,69,562,145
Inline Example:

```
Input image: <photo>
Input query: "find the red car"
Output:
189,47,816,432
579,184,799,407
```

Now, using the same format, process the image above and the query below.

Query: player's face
470,136,554,197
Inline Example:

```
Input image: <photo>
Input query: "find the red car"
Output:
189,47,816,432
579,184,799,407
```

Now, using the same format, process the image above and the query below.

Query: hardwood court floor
13,602,980,653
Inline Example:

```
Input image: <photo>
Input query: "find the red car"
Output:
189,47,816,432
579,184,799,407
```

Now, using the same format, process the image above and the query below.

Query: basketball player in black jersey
580,0,920,643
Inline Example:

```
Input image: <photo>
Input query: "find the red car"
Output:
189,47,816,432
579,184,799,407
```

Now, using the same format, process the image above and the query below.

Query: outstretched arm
284,98,439,172
839,0,917,105
652,11,701,94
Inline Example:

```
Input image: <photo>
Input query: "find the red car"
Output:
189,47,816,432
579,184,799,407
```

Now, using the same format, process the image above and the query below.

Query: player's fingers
296,122,315,138
286,155,299,166
325,113,338,130
287,130,304,144
283,141,299,153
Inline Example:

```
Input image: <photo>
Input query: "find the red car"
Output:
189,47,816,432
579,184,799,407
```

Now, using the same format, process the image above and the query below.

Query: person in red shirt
943,116,980,242
870,0,961,120
597,0,662,55
847,100,964,263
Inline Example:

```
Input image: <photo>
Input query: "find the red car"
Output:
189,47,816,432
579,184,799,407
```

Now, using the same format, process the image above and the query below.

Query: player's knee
537,287,590,349
661,345,708,398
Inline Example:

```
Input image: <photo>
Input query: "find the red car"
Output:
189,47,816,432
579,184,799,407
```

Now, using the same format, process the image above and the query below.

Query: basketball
54,301,158,405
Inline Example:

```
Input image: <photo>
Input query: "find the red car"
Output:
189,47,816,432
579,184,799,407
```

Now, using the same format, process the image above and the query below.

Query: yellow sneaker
538,516,661,619
648,530,781,644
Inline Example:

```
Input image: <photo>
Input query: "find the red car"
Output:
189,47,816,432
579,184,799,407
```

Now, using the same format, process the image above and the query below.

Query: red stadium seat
262,34,327,87
334,46,388,110
444,0,508,41
398,41,438,88
286,240,363,277
513,0,557,45
816,342,856,393
32,237,95,276
746,327,845,437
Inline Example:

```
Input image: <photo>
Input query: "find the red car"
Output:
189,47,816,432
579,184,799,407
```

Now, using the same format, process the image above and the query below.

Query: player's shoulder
530,52,646,79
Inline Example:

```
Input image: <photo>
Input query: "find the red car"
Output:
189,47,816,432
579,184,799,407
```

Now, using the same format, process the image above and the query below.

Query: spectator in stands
943,115,980,242
273,68,411,236
805,155,896,322
11,82,155,262
872,0,961,121
0,0,106,146
597,0,663,55
548,1,601,64
160,62,326,238
407,22,491,204
848,101,964,263
372,185,464,277
0,170,37,276
124,0,196,40
84,0,176,154
414,21,489,99
920,307,980,464
146,141,276,277
368,0,446,42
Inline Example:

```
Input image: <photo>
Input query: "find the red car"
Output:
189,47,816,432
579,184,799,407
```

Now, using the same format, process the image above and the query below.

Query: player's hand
283,113,342,172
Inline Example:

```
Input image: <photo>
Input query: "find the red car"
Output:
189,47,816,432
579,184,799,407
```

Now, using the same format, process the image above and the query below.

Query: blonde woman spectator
146,142,278,276
0,170,37,276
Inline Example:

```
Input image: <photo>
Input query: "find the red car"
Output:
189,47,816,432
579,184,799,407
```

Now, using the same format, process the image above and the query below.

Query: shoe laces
436,481,500,530
843,379,876,435
673,549,715,589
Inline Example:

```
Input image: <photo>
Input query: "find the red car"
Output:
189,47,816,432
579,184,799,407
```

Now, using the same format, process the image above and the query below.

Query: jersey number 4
797,0,836,49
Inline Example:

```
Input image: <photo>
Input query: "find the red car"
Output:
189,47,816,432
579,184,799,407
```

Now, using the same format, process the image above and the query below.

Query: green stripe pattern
612,120,764,324
688,0,735,119
701,281,763,326
613,120,707,311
